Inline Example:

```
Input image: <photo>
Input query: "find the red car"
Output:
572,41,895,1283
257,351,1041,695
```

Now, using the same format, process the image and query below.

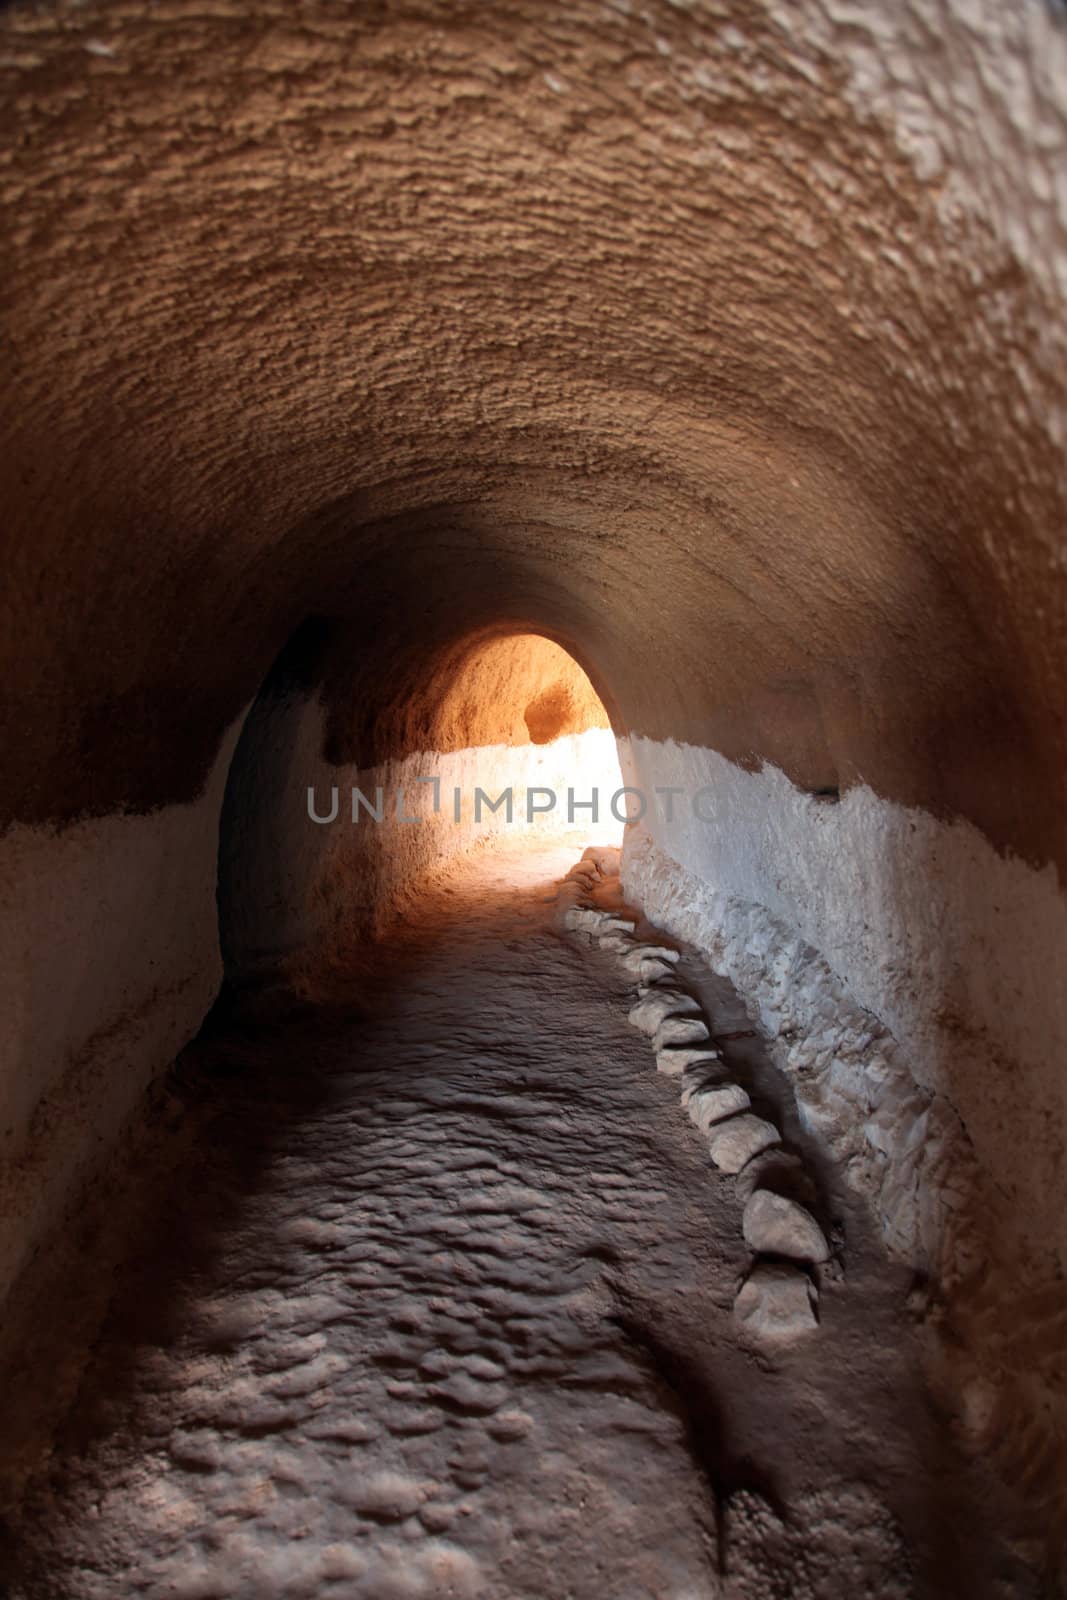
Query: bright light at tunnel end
306,777,721,827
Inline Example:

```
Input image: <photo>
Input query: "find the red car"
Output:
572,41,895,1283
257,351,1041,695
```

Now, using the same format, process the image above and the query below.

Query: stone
628,991,702,1036
734,1264,818,1339
5,0,1063,1577
679,1062,726,1103
734,1149,809,1205
688,1083,751,1133
742,1190,830,1263
657,1047,722,1078
706,1114,780,1174
561,905,604,932
619,945,680,975
638,958,677,983
652,1015,710,1050
581,846,621,877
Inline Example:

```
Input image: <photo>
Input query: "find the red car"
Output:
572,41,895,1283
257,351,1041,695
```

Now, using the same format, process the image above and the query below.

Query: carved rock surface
0,0,1063,1577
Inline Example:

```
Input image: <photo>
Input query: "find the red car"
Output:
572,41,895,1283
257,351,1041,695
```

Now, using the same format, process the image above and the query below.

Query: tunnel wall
619,740,1067,1509
0,716,245,1304
621,739,1067,1273
1,0,1066,1557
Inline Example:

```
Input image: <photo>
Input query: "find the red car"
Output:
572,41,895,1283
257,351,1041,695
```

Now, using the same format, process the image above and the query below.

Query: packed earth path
2,843,1030,1600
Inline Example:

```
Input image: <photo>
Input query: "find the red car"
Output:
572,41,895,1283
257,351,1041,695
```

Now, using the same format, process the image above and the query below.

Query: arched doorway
216,625,625,993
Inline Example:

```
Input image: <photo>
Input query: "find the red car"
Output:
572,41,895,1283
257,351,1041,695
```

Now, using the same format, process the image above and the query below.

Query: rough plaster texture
620,735,1067,1275
0,0,1065,1577
0,715,245,1308
619,739,1067,1535
1,0,1065,870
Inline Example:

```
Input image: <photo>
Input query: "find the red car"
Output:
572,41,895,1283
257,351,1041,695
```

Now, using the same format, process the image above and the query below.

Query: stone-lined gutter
556,846,832,1342
617,831,1066,1575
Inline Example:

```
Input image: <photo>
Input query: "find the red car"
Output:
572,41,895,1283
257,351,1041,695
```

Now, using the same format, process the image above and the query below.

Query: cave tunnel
1,2,1066,1595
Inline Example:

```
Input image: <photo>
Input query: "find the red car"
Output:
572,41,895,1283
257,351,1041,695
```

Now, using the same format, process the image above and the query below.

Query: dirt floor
0,841,1036,1599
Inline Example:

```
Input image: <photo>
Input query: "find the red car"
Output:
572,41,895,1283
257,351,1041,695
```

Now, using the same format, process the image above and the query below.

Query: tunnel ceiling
1,1,1065,869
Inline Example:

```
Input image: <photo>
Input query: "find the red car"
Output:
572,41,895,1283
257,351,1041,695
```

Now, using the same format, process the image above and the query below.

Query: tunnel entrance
423,630,625,847
216,626,625,991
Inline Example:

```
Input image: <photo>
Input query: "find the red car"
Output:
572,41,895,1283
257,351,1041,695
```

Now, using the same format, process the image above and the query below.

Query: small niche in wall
810,785,841,803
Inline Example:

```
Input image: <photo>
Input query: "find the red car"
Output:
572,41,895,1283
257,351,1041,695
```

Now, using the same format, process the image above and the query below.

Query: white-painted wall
0,693,622,1310
619,735,1067,1286
0,714,247,1305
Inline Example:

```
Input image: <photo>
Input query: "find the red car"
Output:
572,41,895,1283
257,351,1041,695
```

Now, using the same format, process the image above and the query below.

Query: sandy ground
0,841,1034,1599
